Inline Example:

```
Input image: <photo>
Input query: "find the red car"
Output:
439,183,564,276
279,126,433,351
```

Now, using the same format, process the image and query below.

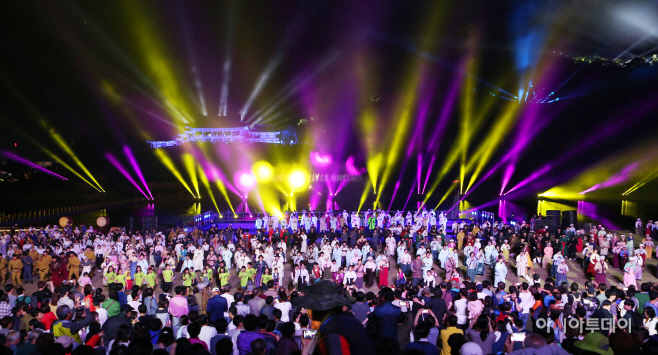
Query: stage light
239,173,256,188
288,170,308,191
183,154,200,199
252,161,274,183
310,151,333,167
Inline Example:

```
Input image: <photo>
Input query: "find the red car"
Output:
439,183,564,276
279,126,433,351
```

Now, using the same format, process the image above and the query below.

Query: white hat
212,287,220,292
460,342,484,355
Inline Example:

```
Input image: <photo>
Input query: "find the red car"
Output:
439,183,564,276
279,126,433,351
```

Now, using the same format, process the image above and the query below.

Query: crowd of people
0,210,657,355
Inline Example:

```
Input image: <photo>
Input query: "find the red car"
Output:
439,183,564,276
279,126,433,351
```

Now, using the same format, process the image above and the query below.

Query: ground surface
12,230,650,296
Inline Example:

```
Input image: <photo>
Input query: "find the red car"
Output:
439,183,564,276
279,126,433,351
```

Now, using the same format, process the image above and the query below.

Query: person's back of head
198,314,208,326
272,308,282,321
265,296,273,305
447,314,458,327
448,333,468,355
243,314,258,332
523,333,547,349
120,304,133,315
55,306,70,320
414,323,430,340
150,318,163,332
380,287,395,302
250,338,267,355
128,338,152,355
175,286,185,296
279,322,295,338
174,338,192,355
187,322,201,338
215,338,233,355
356,292,365,303
299,314,309,328
71,345,94,355
138,304,147,314
214,318,228,334
650,291,658,301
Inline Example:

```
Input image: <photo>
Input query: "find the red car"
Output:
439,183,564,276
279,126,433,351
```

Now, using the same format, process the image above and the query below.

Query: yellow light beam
123,1,195,125
435,183,458,210
0,115,101,192
3,84,104,191
182,153,200,198
465,101,521,192
375,5,446,206
459,56,476,194
198,165,219,213
358,181,373,212
49,130,104,192
215,179,235,214
154,149,194,197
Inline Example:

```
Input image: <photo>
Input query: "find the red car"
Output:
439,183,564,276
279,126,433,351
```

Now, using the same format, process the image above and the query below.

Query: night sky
1,1,658,226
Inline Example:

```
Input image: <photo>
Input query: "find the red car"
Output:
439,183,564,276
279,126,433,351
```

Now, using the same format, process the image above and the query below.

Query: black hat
293,281,352,311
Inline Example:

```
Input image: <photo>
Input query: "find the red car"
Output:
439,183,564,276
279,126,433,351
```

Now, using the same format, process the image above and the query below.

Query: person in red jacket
40,304,58,331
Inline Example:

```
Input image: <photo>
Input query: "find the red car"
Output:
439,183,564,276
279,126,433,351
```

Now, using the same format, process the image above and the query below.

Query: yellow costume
9,258,23,286
35,257,49,281
68,256,81,280
0,258,7,284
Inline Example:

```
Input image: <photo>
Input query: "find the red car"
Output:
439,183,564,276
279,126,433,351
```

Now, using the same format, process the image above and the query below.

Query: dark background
1,1,657,228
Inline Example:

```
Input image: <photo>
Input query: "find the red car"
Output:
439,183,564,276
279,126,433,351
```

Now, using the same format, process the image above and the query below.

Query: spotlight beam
154,150,195,197
1,152,68,180
198,166,219,213
3,85,104,191
105,153,149,198
123,146,153,199
183,153,200,198
0,115,101,191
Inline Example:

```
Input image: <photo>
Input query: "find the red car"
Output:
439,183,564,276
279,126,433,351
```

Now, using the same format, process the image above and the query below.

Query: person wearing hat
624,257,638,288
573,332,613,355
206,287,228,323
643,234,655,261
52,298,95,344
295,280,375,355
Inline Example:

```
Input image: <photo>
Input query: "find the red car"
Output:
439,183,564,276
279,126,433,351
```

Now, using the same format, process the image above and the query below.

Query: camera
303,329,317,339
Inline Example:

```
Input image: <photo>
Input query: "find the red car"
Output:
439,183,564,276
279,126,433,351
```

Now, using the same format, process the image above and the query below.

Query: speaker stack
141,216,158,231
561,210,577,229
545,210,561,233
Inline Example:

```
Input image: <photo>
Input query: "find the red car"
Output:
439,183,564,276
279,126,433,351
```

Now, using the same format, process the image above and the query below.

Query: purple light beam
2,152,68,180
422,155,436,194
123,146,153,199
105,153,149,199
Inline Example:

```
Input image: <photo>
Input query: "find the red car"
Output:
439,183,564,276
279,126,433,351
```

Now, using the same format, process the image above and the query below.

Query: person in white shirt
274,293,292,322
220,286,235,318
197,313,217,348
517,282,535,330
344,265,357,287
454,289,469,327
